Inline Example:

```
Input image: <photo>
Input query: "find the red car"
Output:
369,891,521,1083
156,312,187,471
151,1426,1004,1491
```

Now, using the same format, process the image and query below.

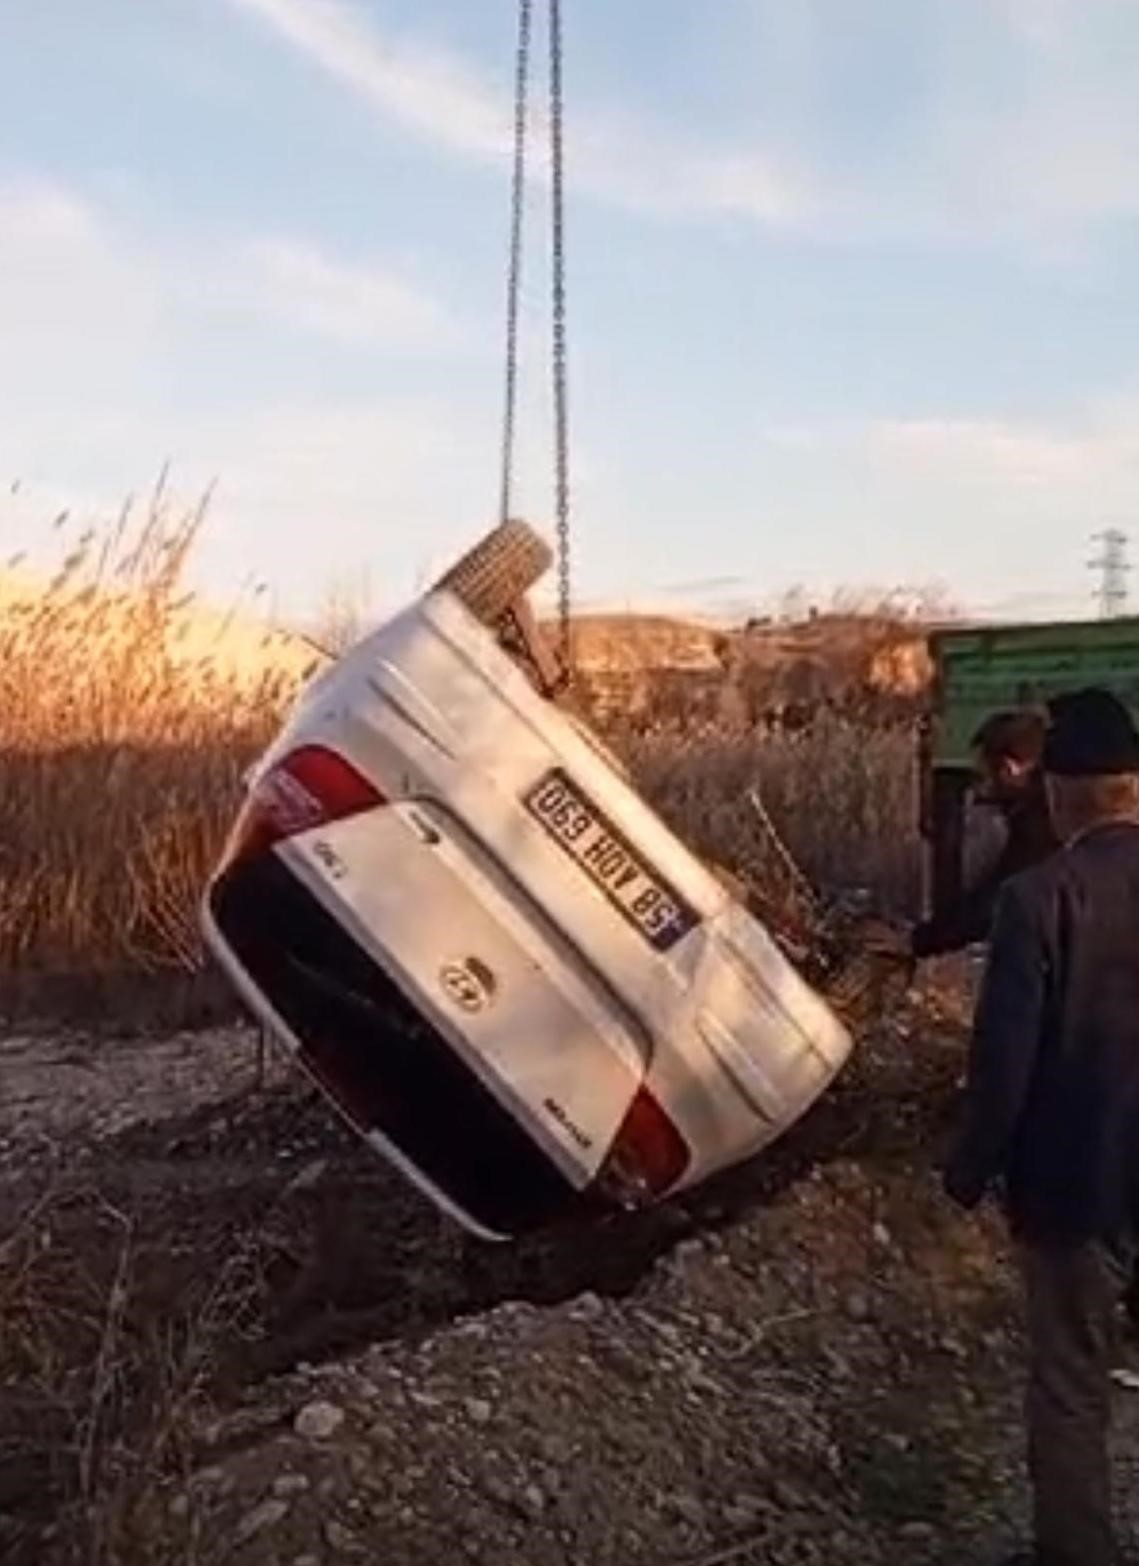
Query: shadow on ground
34,1015,964,1376
0,1002,967,1560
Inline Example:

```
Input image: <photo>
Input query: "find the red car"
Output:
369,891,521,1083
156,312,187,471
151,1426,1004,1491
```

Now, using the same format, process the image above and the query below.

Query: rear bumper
204,851,583,1238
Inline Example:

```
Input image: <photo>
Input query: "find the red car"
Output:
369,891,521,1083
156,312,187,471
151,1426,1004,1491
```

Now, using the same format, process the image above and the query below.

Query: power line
1089,528,1130,619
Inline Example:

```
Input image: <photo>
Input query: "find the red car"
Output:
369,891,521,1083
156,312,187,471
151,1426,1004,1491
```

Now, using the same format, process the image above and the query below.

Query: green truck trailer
922,615,1139,920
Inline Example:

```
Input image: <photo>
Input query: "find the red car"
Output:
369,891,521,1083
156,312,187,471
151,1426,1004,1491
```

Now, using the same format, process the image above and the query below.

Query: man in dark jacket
912,708,1059,960
945,687,1139,1566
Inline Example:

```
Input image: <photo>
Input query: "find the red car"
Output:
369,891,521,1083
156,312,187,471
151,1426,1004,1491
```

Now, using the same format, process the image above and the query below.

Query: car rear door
279,799,649,1191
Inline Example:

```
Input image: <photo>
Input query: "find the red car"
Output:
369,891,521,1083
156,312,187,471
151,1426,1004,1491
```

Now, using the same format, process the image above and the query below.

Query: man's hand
943,1155,987,1211
860,921,916,971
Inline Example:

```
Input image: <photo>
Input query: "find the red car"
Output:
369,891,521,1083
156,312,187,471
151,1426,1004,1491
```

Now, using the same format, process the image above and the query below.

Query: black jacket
912,778,1059,959
946,821,1139,1242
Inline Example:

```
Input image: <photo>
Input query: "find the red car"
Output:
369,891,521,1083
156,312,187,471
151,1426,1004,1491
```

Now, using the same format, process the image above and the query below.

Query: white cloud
751,399,1139,619
0,394,509,619
240,238,456,346
764,405,1139,488
0,179,485,611
870,408,1139,487
569,109,813,225
866,417,1099,486
231,0,510,159
0,178,168,424
0,179,99,246
227,0,816,227
0,177,552,617
905,2,1139,234
994,0,1104,53
0,176,456,367
226,0,1139,242
933,98,1139,234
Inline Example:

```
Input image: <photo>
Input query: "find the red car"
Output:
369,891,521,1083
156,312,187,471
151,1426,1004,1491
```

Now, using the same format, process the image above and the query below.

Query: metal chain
499,0,573,679
548,0,573,675
499,0,532,527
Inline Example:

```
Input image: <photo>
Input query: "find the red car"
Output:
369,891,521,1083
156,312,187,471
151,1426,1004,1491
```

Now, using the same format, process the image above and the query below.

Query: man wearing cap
867,709,1058,976
944,687,1139,1566
911,708,1059,962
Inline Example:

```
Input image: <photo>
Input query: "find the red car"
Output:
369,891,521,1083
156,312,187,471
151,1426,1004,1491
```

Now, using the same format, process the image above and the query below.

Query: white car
202,522,854,1239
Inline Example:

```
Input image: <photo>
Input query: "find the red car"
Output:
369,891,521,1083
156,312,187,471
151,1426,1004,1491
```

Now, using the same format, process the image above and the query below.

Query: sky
1,0,1138,625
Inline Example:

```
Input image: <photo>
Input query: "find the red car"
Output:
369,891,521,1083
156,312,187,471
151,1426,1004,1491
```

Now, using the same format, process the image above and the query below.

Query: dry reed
0,503,922,995
0,490,311,979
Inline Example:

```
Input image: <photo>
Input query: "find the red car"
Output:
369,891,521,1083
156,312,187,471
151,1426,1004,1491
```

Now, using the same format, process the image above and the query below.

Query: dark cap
1044,688,1139,777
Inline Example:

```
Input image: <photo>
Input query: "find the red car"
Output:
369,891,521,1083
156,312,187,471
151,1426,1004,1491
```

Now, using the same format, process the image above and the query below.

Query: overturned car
202,522,854,1239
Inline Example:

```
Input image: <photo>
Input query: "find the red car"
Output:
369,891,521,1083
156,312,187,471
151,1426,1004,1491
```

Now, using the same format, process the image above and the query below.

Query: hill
565,611,932,727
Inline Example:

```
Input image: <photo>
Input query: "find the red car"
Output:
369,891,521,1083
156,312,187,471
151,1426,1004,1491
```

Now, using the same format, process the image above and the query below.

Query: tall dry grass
0,492,309,980
0,503,922,1001
625,717,921,916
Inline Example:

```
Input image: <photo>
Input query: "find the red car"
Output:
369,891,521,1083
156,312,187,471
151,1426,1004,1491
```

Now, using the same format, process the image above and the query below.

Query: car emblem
439,958,495,1014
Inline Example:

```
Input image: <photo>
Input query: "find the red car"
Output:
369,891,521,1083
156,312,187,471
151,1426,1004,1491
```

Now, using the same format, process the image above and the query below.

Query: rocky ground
3,970,1139,1566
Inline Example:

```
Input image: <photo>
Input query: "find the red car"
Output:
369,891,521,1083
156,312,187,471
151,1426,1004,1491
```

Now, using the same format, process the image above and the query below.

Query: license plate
525,769,698,951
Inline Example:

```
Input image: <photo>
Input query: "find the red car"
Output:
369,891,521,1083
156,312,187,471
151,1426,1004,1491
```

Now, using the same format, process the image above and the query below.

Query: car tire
436,520,553,626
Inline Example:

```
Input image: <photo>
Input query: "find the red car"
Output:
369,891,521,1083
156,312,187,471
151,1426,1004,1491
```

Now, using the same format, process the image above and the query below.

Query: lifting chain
499,0,573,677
498,0,531,531
548,0,572,674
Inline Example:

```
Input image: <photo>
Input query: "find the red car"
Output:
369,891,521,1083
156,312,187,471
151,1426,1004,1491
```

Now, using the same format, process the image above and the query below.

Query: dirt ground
4,970,1139,1566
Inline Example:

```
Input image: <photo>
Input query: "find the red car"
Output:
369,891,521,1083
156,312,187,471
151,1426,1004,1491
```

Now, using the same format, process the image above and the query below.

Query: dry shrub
0,489,310,978
615,713,922,916
0,1181,269,1566
1,499,922,994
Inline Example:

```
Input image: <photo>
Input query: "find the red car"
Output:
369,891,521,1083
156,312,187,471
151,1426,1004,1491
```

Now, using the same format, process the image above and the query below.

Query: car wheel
435,519,553,627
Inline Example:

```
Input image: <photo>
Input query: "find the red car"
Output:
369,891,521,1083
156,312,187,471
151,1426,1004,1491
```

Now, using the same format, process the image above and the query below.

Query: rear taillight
598,1087,690,1208
224,745,383,865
